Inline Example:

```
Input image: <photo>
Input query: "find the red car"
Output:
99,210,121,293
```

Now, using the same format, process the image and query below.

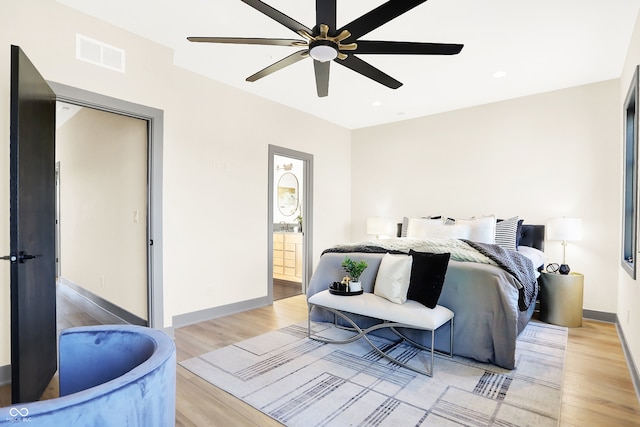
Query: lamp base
558,264,571,275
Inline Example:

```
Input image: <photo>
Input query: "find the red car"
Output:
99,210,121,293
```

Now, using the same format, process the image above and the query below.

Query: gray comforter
461,240,537,311
307,251,537,369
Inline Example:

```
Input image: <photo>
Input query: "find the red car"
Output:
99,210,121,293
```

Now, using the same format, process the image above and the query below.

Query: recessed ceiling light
493,71,507,78
372,101,382,107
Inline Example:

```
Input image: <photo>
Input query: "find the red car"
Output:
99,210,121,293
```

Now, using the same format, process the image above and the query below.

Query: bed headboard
519,224,545,251
395,223,546,251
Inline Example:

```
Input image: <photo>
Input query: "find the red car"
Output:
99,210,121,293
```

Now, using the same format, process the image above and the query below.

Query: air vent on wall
76,34,125,73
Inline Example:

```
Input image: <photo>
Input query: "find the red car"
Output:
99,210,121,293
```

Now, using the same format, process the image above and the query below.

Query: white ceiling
57,0,640,129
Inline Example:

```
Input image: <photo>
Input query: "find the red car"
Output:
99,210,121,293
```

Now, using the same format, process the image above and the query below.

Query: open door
8,45,57,403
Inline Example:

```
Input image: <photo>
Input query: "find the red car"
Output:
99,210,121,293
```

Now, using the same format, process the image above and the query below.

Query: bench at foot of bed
307,290,454,377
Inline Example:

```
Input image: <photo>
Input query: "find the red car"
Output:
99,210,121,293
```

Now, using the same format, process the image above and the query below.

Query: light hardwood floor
175,295,640,427
1,293,639,426
560,320,640,426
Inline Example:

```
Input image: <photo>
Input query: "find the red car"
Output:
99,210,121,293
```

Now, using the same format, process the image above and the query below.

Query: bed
307,217,545,369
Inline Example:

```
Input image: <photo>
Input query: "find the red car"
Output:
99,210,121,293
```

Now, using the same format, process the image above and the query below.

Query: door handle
18,252,39,263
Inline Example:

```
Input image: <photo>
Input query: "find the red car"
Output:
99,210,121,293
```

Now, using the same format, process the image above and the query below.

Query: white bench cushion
308,290,454,331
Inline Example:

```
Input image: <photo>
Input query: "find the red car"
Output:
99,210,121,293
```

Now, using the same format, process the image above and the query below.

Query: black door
9,45,57,403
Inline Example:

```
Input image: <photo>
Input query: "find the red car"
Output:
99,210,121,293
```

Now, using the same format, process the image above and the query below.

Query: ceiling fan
187,0,463,97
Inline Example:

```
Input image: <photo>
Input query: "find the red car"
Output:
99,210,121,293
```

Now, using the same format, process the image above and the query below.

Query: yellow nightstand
539,271,584,327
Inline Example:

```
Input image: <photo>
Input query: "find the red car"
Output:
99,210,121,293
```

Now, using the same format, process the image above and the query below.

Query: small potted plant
341,256,368,292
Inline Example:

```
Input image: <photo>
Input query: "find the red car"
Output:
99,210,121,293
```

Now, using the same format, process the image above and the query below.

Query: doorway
49,81,164,329
268,146,313,301
55,104,149,325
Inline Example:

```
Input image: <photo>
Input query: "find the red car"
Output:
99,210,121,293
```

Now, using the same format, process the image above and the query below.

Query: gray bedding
307,252,537,369
461,239,537,311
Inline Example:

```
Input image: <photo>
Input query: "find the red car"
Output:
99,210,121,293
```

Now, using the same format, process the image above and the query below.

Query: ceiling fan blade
187,37,306,47
241,0,312,35
316,0,337,32
336,55,402,89
187,37,307,46
338,0,427,41
246,50,309,82
313,60,330,97
354,41,463,55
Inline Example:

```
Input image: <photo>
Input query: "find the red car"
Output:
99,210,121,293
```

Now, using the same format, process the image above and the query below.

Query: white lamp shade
366,217,393,236
547,217,582,241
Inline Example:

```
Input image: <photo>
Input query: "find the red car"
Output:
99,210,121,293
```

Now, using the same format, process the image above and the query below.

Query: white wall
0,0,352,367
351,80,621,316
618,9,640,381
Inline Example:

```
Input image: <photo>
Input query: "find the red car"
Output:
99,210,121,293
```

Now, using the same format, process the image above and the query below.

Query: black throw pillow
407,250,451,309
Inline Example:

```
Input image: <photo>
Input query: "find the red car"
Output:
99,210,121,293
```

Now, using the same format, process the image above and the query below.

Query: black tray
329,288,363,296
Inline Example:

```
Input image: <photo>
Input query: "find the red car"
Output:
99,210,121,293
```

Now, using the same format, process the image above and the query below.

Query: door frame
55,162,61,279
49,81,164,330
268,145,313,299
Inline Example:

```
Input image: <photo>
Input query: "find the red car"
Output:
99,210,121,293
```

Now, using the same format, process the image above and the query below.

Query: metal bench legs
308,305,453,377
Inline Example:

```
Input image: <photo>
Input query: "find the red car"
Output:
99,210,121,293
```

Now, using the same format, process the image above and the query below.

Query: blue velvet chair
0,325,176,426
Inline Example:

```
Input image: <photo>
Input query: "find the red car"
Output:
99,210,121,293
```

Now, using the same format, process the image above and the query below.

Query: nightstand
539,271,584,327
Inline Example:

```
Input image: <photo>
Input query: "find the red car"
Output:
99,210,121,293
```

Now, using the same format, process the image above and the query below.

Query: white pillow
402,216,435,237
374,253,413,304
517,246,545,270
406,217,470,239
455,215,497,244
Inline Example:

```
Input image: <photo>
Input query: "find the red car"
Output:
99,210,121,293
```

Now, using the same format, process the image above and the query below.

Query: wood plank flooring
273,279,303,301
2,291,639,426
561,320,640,426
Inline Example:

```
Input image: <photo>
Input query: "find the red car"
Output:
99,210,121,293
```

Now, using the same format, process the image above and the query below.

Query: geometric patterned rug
180,320,567,427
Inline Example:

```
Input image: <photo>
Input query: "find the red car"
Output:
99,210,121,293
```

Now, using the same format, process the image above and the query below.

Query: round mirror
277,172,299,216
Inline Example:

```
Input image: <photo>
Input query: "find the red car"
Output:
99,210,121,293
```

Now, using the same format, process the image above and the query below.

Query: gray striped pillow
401,217,410,237
495,216,519,251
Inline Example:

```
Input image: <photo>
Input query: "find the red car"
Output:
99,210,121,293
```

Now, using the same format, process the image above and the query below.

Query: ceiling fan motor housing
309,39,338,62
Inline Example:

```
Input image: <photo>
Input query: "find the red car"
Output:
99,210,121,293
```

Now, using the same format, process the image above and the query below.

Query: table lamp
366,217,393,240
546,217,582,274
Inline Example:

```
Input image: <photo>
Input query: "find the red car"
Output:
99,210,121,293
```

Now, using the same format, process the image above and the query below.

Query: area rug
180,320,567,426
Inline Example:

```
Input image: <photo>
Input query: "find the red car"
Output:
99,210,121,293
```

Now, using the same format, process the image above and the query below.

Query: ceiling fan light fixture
309,40,338,62
188,2,464,96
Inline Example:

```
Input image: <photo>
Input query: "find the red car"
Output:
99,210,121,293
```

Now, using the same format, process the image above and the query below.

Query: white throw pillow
406,217,470,239
456,215,497,244
374,253,413,304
